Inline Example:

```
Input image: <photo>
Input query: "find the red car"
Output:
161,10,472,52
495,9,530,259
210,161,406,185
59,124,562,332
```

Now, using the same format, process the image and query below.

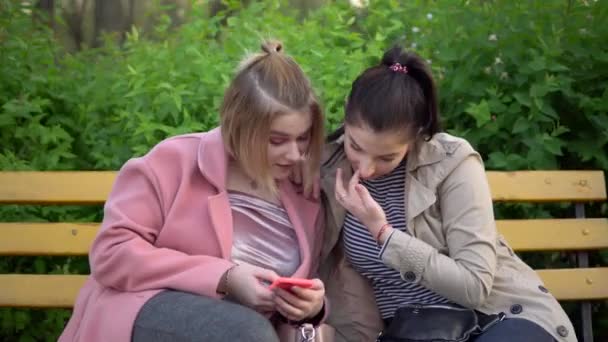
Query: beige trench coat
319,133,577,342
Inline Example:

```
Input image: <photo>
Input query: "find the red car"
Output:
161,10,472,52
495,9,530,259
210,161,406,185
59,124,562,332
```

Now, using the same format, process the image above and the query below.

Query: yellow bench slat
1,268,606,308
537,268,608,301
487,170,606,202
0,171,115,204
0,274,87,308
0,223,98,256
0,171,605,204
497,218,608,251
2,219,607,256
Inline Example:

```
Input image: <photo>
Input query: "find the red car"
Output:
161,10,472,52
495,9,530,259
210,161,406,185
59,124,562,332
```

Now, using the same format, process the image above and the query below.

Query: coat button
510,304,523,314
556,325,569,337
538,285,549,293
404,271,416,282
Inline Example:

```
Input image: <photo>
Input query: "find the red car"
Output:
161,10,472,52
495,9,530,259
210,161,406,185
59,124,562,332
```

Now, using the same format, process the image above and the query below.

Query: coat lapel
279,181,320,277
404,173,436,236
403,140,444,236
197,128,233,258
320,163,350,260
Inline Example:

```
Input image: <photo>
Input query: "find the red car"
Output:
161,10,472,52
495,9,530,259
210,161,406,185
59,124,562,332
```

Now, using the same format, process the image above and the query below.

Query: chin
272,174,289,181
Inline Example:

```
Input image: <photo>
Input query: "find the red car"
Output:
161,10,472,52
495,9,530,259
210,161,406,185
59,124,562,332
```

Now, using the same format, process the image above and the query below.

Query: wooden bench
1,171,607,341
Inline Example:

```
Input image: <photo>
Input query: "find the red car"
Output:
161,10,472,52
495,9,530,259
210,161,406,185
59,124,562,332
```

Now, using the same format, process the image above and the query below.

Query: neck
226,160,280,204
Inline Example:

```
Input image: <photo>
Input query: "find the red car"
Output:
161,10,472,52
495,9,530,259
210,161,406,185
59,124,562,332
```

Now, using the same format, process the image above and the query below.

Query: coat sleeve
89,157,234,298
381,155,497,308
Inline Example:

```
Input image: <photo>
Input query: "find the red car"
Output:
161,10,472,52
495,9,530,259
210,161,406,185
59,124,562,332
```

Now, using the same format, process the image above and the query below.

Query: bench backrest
0,170,607,308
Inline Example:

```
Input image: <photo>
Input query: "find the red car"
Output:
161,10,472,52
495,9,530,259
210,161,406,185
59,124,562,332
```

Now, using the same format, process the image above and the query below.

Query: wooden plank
538,268,608,301
0,171,116,204
498,218,608,251
1,268,606,308
487,170,606,202
2,218,606,256
0,274,87,308
0,170,605,205
0,223,98,256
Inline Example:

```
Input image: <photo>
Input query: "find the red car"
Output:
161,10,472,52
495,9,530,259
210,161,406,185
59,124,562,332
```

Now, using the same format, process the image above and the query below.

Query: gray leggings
132,290,280,342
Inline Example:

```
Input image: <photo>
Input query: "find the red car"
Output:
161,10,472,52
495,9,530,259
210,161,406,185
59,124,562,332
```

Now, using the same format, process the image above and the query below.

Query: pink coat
59,128,322,342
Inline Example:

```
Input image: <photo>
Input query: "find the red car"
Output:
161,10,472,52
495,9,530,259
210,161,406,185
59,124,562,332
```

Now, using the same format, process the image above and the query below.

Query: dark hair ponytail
330,46,440,142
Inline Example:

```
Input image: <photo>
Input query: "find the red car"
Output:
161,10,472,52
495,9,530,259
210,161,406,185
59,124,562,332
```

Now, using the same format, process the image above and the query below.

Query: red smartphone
269,277,314,290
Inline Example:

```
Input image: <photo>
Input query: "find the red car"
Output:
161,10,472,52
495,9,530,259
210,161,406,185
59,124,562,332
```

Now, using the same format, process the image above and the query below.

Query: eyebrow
349,134,399,158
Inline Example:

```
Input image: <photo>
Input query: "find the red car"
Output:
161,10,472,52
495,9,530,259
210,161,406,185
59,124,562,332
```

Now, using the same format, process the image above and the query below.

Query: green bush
1,0,606,340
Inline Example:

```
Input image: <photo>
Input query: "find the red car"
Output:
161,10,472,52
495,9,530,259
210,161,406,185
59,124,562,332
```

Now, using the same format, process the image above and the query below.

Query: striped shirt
343,159,451,318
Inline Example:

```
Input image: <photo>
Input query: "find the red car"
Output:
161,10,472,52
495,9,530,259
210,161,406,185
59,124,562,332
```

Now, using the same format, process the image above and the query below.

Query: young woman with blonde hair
59,40,327,342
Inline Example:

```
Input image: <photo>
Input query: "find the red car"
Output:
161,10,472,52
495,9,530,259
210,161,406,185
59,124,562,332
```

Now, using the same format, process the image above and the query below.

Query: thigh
473,318,555,342
132,290,279,342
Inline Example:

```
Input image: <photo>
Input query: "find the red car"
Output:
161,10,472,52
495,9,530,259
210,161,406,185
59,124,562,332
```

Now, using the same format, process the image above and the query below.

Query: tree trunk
63,0,88,50
35,0,55,28
93,0,128,47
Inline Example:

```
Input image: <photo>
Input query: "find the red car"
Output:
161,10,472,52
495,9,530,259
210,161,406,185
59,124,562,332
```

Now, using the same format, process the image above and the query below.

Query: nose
358,159,375,179
285,142,303,162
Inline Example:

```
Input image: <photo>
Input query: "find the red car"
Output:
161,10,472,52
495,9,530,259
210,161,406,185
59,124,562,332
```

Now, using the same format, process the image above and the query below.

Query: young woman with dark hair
319,46,575,342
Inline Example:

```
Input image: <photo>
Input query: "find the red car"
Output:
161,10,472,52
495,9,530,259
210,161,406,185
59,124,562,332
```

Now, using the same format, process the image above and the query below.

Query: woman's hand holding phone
269,277,314,290
273,278,325,322
225,263,279,314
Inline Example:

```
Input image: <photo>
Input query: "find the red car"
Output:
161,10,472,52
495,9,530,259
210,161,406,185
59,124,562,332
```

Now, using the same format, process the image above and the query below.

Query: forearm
91,229,234,297
380,227,495,308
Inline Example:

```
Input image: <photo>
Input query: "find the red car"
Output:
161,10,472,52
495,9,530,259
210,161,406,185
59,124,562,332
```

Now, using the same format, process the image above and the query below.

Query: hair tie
389,63,408,74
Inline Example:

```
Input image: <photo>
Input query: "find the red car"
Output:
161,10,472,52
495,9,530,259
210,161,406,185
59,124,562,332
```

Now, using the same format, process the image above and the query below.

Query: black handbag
377,304,505,342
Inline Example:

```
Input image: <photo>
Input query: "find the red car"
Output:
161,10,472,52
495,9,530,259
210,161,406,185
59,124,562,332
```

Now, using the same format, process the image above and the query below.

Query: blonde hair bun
261,40,283,54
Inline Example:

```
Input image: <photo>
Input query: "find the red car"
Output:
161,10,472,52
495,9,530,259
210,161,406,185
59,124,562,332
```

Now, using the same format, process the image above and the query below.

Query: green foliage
0,0,606,340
